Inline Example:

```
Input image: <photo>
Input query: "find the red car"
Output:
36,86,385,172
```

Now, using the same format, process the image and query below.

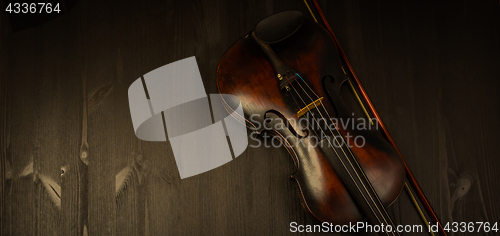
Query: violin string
287,75,388,226
295,73,399,229
292,74,394,230
282,74,392,234
291,73,397,233
286,73,396,235
286,84,302,112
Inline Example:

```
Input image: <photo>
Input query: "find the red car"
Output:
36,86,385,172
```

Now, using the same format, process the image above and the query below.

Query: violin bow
302,1,448,235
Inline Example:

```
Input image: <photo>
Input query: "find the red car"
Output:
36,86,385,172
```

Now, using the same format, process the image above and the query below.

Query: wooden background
1,0,499,235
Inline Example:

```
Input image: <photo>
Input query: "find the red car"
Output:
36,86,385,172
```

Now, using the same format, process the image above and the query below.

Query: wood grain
1,0,499,235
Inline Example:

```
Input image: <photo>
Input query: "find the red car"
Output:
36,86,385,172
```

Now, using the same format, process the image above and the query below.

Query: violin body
216,14,405,224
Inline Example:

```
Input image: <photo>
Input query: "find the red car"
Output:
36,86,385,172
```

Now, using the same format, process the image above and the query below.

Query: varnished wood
217,17,405,225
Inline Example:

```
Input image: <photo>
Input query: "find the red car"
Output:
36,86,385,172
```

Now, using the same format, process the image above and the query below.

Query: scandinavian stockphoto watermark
128,56,248,179
247,112,379,149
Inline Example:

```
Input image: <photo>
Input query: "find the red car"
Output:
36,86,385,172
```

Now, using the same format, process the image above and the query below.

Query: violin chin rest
254,10,304,44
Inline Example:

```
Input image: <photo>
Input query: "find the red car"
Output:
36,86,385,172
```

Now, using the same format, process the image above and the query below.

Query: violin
216,10,406,234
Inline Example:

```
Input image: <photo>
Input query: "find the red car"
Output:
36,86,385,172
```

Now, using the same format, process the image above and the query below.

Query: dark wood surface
1,0,499,235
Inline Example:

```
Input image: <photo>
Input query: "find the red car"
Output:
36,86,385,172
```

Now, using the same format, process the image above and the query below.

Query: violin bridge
297,97,323,118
